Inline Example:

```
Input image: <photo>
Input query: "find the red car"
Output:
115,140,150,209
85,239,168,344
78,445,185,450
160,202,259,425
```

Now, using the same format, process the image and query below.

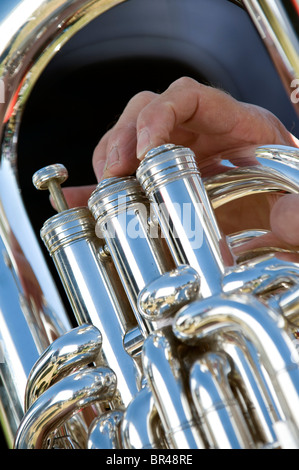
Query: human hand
92,77,298,179
66,77,299,254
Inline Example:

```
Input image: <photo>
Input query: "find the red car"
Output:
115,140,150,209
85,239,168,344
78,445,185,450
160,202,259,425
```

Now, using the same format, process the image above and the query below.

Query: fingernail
94,160,107,181
137,128,152,160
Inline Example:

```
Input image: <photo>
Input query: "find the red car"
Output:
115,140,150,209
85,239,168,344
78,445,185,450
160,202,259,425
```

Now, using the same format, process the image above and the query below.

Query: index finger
135,77,296,160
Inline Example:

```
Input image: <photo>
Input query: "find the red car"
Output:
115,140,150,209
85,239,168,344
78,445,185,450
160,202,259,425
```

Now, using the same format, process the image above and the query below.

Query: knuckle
128,90,156,106
168,76,199,90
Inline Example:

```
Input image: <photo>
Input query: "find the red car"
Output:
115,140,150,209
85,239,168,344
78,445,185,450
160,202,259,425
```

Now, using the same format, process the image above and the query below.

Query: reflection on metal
242,0,299,117
1,0,299,450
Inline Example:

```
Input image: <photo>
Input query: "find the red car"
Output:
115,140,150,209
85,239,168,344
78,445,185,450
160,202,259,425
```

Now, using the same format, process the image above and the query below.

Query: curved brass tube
1,0,299,451
142,327,206,449
0,0,126,444
24,324,102,411
120,385,165,450
88,410,124,449
189,352,253,449
14,366,117,449
174,293,299,446
205,145,299,209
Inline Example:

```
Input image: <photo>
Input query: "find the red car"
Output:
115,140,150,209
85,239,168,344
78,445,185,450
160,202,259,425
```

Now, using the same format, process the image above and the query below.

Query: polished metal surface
1,0,299,451
88,176,175,335
24,324,103,411
142,327,206,449
121,385,166,449
14,366,117,449
0,0,126,448
88,410,123,449
40,206,141,408
189,352,253,449
242,0,299,117
136,144,230,298
215,330,281,447
174,293,299,444
10,143,299,448
138,265,200,321
205,145,299,211
32,164,69,213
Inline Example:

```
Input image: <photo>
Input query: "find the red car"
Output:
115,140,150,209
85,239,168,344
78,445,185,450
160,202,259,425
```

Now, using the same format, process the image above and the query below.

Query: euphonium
1,0,299,450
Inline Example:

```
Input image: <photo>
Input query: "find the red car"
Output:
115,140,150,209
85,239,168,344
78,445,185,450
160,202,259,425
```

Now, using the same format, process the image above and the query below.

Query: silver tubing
121,385,167,449
88,410,124,449
206,145,299,210
88,177,175,335
190,352,253,449
138,265,200,322
136,144,231,298
41,207,141,407
23,324,103,449
14,366,117,449
142,327,206,449
0,234,69,447
242,0,299,117
255,146,299,187
223,255,299,297
0,0,298,449
205,165,299,211
219,330,281,447
174,293,299,445
24,324,102,411
0,0,127,445
274,284,299,324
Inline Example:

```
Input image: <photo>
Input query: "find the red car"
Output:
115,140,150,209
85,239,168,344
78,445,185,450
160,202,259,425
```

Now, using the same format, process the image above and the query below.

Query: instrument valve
32,163,69,212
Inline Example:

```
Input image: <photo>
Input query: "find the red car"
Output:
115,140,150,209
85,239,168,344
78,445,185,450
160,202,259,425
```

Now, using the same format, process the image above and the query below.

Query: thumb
270,193,299,246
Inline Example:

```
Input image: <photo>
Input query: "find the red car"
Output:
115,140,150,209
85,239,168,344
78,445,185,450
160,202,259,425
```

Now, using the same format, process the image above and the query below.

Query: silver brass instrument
1,0,299,450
